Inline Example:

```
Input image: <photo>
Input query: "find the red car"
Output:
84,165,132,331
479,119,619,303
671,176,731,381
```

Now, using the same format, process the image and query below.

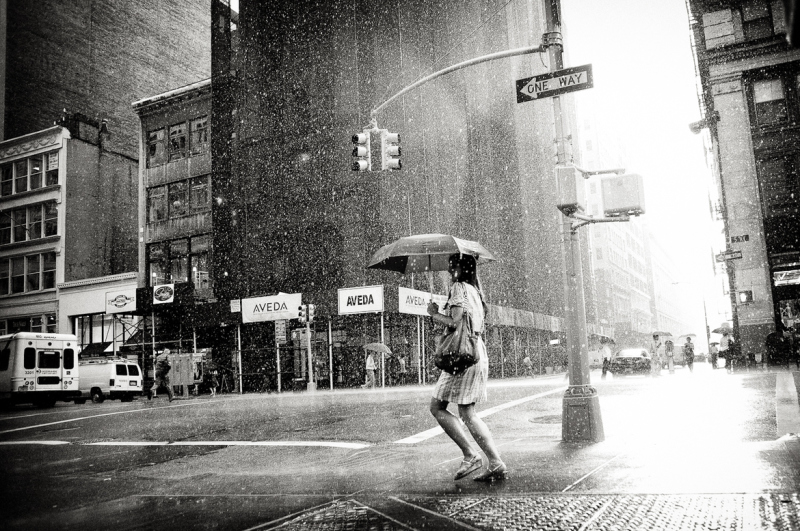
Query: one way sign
516,64,593,103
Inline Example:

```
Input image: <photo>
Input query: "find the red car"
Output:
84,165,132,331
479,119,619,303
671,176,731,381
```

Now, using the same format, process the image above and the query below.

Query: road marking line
394,387,564,444
776,372,800,437
561,452,624,492
0,440,369,449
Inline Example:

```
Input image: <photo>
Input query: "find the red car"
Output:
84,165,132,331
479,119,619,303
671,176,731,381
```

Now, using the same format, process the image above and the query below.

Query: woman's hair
449,253,478,286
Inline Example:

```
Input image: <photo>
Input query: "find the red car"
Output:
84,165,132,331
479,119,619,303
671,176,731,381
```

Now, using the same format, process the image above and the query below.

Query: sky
561,0,729,338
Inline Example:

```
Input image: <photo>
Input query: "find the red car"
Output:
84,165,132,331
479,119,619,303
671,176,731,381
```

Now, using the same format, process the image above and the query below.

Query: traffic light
307,304,316,323
351,132,371,171
380,130,401,170
298,304,307,324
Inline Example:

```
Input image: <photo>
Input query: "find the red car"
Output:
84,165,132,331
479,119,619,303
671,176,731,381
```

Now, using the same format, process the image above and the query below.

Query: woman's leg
458,404,504,468
429,398,479,458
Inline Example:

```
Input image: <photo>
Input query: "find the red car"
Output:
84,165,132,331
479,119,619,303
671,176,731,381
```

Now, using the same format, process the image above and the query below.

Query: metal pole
306,319,315,392
421,322,426,385
237,324,243,394
380,312,385,388
545,0,604,442
499,328,504,378
417,316,421,384
328,320,333,391
276,338,281,393
513,328,519,377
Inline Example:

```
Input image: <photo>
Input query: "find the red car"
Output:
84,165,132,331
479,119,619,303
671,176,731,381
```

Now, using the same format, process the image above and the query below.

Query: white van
76,357,143,403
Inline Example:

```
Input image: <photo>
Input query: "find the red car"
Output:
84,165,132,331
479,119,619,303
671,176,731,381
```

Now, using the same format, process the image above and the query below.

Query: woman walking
426,253,507,482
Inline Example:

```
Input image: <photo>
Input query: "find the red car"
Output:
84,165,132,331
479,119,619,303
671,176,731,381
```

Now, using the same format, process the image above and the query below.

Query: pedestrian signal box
601,173,645,217
555,165,586,215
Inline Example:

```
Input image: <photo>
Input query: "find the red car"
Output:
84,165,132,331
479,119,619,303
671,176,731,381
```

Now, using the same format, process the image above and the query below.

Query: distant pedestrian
683,337,695,373
149,349,174,402
209,368,219,397
719,331,733,372
665,340,675,374
650,334,662,377
397,353,407,385
709,343,719,369
427,253,506,482
522,355,534,377
601,343,612,379
362,352,376,389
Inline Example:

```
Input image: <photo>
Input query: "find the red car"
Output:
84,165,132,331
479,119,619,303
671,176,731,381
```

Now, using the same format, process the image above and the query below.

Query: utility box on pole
601,173,645,217
555,165,586,215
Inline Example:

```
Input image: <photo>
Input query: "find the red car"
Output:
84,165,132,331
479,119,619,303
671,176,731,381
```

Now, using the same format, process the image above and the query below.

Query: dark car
609,348,651,376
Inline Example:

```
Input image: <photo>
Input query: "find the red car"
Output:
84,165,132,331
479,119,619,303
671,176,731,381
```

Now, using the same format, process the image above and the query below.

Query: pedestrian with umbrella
367,235,507,482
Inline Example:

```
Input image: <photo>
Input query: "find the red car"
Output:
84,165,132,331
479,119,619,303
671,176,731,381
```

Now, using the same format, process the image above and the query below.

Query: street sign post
516,64,593,103
715,250,743,262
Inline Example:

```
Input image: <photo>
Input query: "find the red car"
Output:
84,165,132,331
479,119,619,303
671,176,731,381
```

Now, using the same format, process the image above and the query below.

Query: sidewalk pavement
251,369,800,531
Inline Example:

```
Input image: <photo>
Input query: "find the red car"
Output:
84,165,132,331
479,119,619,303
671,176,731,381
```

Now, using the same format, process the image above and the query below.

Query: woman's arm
427,302,463,328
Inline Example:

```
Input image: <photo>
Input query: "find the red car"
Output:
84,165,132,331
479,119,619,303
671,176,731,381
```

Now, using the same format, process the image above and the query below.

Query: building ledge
58,272,137,290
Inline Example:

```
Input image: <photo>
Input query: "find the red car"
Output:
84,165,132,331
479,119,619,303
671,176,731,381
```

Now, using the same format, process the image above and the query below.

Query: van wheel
91,390,105,403
74,398,87,405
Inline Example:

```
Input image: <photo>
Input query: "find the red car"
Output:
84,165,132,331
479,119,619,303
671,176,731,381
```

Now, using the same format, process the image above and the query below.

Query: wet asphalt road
0,363,798,530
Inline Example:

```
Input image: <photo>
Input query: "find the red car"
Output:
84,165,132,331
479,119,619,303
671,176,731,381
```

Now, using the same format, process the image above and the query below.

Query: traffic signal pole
545,0,604,442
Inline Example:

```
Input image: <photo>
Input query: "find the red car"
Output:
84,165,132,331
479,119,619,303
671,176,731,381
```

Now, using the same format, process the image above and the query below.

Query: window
46,313,56,333
30,316,42,332
0,164,11,196
64,349,74,370
29,155,42,190
758,157,799,218
168,123,187,161
45,152,59,186
0,348,9,371
190,176,210,211
42,252,56,289
14,160,27,193
0,215,10,245
128,364,140,376
116,364,127,376
148,186,168,222
43,203,57,237
26,254,40,292
38,350,60,369
147,129,166,167
742,0,773,41
0,261,7,295
169,181,189,217
753,79,787,126
170,239,189,282
29,205,42,239
190,116,209,154
12,210,26,242
23,347,35,369
596,248,603,260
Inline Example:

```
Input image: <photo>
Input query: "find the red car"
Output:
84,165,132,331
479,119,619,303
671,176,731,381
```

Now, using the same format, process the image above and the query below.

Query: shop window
46,314,56,333
43,203,57,237
0,215,10,245
29,155,42,190
170,239,189,282
192,252,210,289
0,260,8,295
148,186,167,222
14,160,27,193
168,123,187,161
29,205,42,240
753,79,787,126
0,164,11,196
190,116,209,154
12,209,26,242
190,176,210,211
30,316,43,333
147,129,166,167
45,152,59,186
42,252,56,289
150,260,167,285
169,181,189,217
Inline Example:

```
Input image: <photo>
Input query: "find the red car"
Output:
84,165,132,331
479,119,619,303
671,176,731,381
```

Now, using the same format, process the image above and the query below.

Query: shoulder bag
433,309,479,375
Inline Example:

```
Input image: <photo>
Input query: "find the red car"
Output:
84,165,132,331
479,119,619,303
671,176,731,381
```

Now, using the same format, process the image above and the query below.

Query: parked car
609,348,651,376
75,357,143,403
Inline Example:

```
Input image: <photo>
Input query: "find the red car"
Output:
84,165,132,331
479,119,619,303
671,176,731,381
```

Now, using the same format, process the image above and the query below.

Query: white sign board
398,287,448,316
241,293,302,323
106,289,137,314
230,299,241,313
153,284,175,305
338,285,384,315
275,319,287,343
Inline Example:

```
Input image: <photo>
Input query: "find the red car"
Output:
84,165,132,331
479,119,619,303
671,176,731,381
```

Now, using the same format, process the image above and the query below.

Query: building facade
688,0,800,357
0,122,136,336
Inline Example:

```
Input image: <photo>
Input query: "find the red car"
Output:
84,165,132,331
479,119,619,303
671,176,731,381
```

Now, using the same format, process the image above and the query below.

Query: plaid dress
433,282,488,405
